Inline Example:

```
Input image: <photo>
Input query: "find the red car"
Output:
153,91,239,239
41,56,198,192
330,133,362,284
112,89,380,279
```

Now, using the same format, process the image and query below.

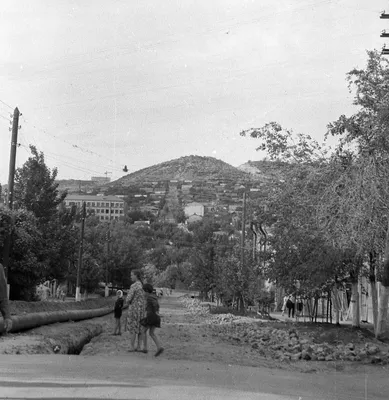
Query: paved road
0,354,388,400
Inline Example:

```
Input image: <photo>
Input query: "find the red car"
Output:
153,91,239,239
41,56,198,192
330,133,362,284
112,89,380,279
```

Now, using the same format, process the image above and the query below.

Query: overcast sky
0,0,386,182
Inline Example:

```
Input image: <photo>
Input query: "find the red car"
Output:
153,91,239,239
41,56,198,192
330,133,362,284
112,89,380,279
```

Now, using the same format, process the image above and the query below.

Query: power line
0,114,10,122
21,116,117,163
0,99,13,110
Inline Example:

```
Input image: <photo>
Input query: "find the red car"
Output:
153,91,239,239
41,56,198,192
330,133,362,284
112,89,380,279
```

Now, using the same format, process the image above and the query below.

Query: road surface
0,354,388,399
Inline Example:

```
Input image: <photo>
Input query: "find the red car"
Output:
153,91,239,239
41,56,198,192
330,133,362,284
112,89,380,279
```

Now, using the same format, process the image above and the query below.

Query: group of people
281,294,304,319
113,269,164,357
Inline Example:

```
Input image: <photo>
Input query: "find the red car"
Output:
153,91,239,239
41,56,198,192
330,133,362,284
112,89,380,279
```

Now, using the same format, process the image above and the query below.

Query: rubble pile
180,296,389,364
213,324,389,364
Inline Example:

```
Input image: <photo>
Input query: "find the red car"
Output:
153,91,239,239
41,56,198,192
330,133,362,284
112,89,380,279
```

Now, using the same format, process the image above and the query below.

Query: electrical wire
0,114,10,122
0,99,13,110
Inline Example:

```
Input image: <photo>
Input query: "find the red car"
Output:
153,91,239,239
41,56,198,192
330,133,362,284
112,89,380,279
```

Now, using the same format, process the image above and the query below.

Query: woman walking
125,269,146,352
140,283,164,357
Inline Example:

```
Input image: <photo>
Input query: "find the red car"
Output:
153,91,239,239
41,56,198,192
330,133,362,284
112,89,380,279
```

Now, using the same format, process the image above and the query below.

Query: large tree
14,145,66,223
326,50,389,338
0,209,45,300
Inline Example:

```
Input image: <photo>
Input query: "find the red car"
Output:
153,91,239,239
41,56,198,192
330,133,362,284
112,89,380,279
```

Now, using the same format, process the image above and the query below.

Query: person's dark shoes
155,347,164,357
140,349,148,354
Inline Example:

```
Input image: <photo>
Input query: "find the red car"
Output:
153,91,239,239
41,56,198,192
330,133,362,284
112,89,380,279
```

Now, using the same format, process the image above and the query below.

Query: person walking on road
0,263,12,334
113,290,124,335
281,295,288,316
125,270,146,352
140,283,164,357
286,295,296,318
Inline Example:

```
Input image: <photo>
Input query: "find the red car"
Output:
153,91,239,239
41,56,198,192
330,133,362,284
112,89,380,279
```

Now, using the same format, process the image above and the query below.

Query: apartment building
64,194,125,221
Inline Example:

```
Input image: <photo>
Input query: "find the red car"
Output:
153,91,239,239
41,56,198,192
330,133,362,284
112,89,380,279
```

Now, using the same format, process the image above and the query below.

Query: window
106,209,109,214
120,210,123,214
96,202,100,207
100,216,104,220
87,202,90,206
106,202,109,207
115,210,118,214
92,202,95,207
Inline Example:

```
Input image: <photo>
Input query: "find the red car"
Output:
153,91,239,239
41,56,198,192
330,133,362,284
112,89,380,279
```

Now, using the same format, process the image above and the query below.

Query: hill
111,155,252,186
237,160,291,183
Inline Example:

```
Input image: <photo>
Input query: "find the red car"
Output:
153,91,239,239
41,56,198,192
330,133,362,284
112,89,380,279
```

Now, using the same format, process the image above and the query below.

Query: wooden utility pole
239,190,247,310
105,226,110,297
241,191,247,266
2,108,20,287
6,108,20,209
75,202,86,301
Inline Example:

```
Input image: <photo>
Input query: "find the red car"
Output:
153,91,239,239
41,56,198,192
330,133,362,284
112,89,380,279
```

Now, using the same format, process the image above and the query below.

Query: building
64,194,125,221
187,214,203,224
184,202,205,218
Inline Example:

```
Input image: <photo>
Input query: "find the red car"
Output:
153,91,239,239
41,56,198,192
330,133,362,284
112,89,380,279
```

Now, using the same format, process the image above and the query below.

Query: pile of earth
181,297,389,365
213,324,389,364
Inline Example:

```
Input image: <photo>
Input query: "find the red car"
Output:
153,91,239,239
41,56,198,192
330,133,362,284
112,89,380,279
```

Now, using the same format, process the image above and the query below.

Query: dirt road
1,292,388,399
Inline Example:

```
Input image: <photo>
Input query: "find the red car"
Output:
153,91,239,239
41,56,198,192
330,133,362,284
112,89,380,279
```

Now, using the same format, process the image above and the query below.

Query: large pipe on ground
0,306,116,334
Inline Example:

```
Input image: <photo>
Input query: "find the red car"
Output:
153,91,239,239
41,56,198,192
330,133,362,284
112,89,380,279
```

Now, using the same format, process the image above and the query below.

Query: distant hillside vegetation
237,160,292,183
111,155,252,186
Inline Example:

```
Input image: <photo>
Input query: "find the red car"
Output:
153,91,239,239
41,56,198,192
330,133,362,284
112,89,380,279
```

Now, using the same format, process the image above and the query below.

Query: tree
14,145,66,223
0,209,45,300
326,50,389,337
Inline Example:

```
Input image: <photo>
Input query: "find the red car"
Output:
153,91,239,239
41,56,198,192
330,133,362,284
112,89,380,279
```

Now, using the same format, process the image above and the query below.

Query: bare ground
1,293,389,376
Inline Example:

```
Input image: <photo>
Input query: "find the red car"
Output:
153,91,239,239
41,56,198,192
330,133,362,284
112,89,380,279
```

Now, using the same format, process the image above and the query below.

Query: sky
0,0,387,183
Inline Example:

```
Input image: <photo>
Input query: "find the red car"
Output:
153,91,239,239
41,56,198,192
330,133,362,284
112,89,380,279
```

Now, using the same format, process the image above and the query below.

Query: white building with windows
64,195,125,221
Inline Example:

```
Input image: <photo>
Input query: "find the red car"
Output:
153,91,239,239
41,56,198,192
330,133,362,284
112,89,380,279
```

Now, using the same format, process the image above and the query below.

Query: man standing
0,263,12,333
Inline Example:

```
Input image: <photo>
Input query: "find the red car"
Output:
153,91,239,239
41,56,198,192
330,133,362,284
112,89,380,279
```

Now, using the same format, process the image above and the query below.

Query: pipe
0,306,115,334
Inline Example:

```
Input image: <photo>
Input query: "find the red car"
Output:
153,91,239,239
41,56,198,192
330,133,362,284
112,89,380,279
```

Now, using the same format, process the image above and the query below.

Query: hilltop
110,155,251,186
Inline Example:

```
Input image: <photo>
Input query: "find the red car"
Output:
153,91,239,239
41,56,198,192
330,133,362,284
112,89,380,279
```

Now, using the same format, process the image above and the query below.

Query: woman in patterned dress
125,269,146,352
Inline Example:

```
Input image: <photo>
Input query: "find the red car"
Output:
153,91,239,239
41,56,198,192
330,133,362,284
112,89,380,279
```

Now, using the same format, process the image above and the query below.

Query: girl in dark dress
113,290,124,335
140,283,164,356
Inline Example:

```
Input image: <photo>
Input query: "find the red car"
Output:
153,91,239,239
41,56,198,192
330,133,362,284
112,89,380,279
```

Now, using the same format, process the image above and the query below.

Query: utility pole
6,108,20,210
240,191,247,269
105,226,110,297
75,202,86,301
239,190,247,311
2,108,20,290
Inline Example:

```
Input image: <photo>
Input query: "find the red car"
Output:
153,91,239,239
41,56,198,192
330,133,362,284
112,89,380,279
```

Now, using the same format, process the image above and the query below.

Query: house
187,214,203,224
184,202,205,217
63,194,125,221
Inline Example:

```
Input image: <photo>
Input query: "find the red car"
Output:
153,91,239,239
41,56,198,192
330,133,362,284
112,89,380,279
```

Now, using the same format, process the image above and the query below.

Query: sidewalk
270,311,373,328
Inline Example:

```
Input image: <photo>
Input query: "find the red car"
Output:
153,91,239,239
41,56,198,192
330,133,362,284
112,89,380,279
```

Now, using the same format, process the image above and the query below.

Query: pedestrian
286,295,296,318
281,294,288,316
125,269,146,352
0,263,12,334
140,283,164,357
113,290,124,335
